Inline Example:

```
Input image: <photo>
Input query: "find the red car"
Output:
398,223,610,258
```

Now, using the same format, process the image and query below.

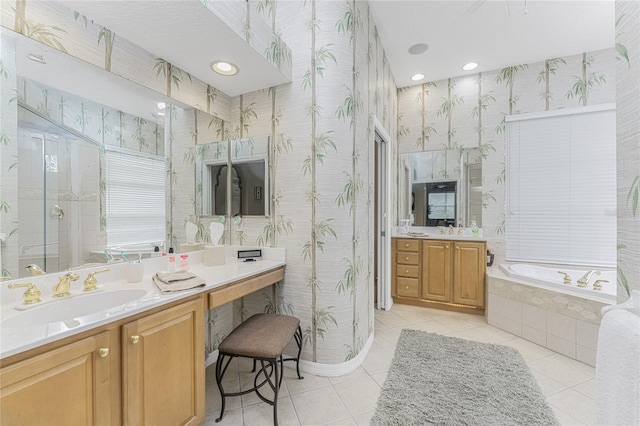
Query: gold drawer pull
456,246,460,250
131,335,140,344
405,257,410,261
405,269,410,274
98,348,109,358
405,286,409,290
405,243,410,247
446,244,449,248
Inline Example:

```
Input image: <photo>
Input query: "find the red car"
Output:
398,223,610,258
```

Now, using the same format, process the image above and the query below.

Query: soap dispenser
167,247,176,273
471,220,479,238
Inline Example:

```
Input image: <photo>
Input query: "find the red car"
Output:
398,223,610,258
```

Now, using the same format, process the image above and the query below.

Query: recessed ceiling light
462,62,478,71
411,73,425,82
27,53,46,64
210,60,239,76
152,112,165,120
408,43,429,55
157,102,166,110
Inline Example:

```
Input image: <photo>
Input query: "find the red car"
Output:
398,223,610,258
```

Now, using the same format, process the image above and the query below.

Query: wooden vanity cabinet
122,297,205,426
0,330,120,425
392,237,486,313
0,297,205,426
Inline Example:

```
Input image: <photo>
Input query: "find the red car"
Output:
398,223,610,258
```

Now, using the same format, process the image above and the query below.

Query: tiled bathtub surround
487,267,608,366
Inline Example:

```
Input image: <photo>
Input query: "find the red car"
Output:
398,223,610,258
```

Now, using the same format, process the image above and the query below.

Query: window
104,147,165,246
506,105,616,267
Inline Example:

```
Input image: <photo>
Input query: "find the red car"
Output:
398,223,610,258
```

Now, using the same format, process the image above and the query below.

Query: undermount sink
2,289,148,328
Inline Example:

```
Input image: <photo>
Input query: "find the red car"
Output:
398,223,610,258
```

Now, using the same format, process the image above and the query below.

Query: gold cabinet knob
456,246,460,250
131,335,140,344
405,243,409,247
405,257,410,261
98,348,110,358
405,286,409,290
405,269,409,274
445,245,449,248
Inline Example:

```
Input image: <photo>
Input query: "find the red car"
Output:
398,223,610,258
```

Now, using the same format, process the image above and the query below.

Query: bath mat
371,329,559,426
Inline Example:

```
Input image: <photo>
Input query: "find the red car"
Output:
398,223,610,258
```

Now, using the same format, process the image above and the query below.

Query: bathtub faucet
577,270,600,288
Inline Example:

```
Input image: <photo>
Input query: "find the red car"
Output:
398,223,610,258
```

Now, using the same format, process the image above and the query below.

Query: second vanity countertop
0,247,285,360
392,226,488,242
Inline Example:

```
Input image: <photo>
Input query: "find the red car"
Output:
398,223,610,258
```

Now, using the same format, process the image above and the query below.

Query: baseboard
205,332,375,377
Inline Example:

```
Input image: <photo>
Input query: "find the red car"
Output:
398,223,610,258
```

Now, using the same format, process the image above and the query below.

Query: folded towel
155,270,199,283
153,272,206,293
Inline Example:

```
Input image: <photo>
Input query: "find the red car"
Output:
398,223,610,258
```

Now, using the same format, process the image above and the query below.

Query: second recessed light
211,61,239,76
411,73,425,81
462,62,478,71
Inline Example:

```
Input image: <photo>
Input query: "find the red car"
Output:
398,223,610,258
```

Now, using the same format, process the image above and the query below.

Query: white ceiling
368,0,615,88
61,0,291,97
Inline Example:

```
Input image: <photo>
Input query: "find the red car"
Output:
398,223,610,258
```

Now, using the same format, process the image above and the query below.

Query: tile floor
204,303,596,425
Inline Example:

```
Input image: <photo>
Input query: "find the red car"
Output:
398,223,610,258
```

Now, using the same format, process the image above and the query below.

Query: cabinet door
422,240,451,302
122,298,205,426
453,242,486,307
0,331,118,425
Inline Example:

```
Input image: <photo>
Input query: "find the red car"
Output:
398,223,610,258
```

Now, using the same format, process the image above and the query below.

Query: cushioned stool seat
215,313,303,425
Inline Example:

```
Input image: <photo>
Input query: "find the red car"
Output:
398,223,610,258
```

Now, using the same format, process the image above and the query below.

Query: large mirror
0,30,179,278
196,136,269,218
398,148,482,228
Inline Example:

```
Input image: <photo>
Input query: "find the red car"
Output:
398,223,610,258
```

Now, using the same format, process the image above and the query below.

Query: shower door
17,129,63,276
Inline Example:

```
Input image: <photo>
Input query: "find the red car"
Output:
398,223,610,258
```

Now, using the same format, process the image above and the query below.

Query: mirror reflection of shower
17,105,100,277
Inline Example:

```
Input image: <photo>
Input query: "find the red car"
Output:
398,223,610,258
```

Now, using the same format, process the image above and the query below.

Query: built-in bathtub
486,263,617,366
499,263,616,304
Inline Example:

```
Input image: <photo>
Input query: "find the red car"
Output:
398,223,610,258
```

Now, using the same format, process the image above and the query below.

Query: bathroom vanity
392,236,486,314
0,251,285,425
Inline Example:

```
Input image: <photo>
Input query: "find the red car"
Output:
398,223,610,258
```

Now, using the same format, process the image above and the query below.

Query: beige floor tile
202,406,243,425
333,375,382,416
328,366,370,385
290,386,351,425
360,343,394,375
528,354,595,387
408,319,456,335
242,397,300,426
530,369,569,396
325,417,358,425
501,337,557,362
354,409,376,426
571,378,595,399
548,388,596,425
551,405,586,426
284,372,331,395
451,324,518,344
370,371,388,387
374,310,412,328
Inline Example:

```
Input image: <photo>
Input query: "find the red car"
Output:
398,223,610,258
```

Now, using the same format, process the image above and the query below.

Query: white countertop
392,226,488,242
0,248,285,359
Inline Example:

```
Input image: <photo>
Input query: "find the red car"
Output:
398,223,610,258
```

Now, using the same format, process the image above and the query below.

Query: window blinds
104,147,165,246
506,105,616,267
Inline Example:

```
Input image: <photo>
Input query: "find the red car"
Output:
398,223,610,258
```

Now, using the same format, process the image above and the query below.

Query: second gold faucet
52,272,80,297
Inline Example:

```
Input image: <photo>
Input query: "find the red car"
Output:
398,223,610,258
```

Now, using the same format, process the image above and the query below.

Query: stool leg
272,359,280,426
215,353,229,423
294,326,304,380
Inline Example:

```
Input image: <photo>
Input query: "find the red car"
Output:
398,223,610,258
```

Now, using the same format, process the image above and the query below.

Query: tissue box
203,245,225,266
180,243,203,253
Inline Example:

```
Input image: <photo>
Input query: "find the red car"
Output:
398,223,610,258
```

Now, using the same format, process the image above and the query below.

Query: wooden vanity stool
214,313,303,425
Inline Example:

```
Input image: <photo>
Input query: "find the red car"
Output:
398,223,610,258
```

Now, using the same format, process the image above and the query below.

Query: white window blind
105,147,165,246
506,105,616,267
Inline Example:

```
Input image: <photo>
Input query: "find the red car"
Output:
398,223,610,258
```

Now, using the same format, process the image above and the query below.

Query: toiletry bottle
179,254,189,271
167,247,176,273
471,220,479,238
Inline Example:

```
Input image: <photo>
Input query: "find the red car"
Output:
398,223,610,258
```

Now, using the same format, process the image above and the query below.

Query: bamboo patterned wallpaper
615,0,640,302
0,0,398,364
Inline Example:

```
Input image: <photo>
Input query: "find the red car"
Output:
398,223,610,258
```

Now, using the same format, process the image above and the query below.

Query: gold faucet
53,272,80,297
83,269,110,292
8,282,41,305
449,225,454,235
25,264,45,276
593,279,609,291
557,271,572,284
577,270,600,288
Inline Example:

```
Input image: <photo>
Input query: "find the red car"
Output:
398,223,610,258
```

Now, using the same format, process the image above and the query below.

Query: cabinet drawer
396,277,419,298
396,239,419,252
396,265,419,278
396,252,420,265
